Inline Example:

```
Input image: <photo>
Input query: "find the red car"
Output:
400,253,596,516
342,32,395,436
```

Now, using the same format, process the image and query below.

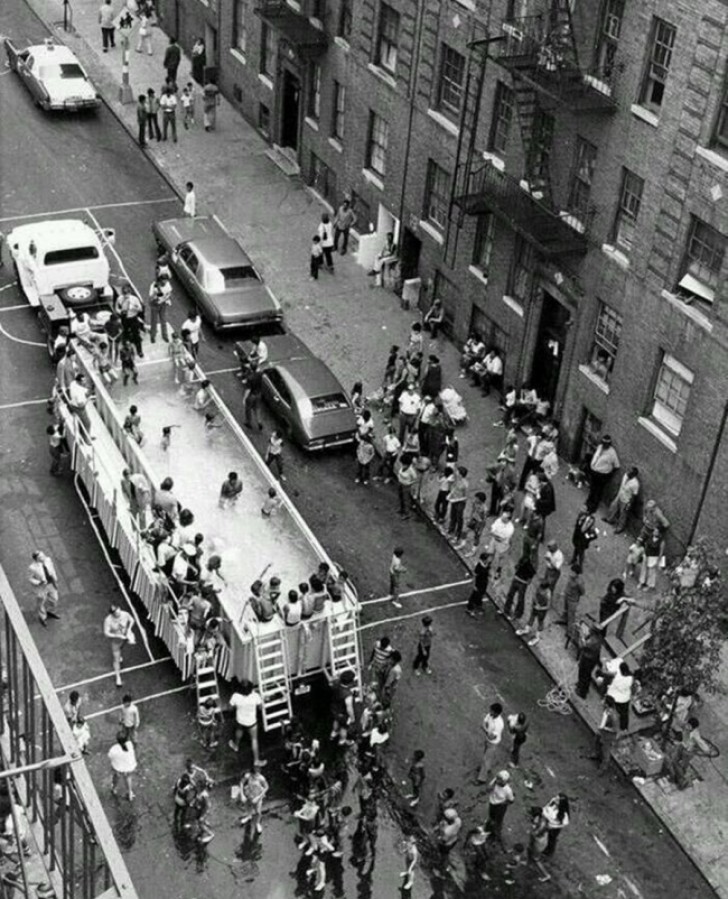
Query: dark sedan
153,216,283,331
235,335,357,451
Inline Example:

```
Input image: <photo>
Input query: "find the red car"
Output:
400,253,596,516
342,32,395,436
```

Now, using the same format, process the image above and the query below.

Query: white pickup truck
8,218,116,309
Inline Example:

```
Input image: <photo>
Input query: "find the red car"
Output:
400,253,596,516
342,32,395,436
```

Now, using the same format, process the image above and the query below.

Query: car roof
29,44,79,65
189,236,252,269
9,219,99,251
276,357,348,398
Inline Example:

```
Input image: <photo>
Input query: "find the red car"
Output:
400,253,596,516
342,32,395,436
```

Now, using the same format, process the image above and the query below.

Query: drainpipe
397,0,426,239
688,394,728,544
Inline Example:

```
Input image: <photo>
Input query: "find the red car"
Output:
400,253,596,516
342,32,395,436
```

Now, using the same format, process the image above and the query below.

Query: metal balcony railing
455,161,592,257
0,566,139,899
498,16,619,111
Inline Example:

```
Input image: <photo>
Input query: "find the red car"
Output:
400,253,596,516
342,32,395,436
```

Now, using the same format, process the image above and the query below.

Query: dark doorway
400,229,422,281
530,289,570,404
281,70,301,151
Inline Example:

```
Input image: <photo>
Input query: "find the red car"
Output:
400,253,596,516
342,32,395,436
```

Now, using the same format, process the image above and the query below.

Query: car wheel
57,284,95,306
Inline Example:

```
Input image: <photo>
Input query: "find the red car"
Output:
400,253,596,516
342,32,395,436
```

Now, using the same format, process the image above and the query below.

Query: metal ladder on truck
194,649,221,721
254,628,293,732
327,611,363,693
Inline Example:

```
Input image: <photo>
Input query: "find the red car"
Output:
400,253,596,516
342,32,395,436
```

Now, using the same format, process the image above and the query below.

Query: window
433,270,457,334
470,305,509,357
472,214,495,274
509,237,535,302
307,64,321,119
44,246,99,265
332,80,345,140
589,303,622,382
526,108,554,188
310,0,326,19
350,191,372,232
309,153,337,204
366,111,389,177
258,102,270,136
260,23,274,78
489,82,514,154
568,137,597,222
677,217,726,304
338,0,352,41
652,354,693,436
375,3,400,73
438,44,466,117
612,169,644,252
233,0,247,54
640,17,676,111
264,370,293,406
423,161,451,230
714,73,728,150
594,0,624,80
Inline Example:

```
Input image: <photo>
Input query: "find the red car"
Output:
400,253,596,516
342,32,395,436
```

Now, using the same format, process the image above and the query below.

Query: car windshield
219,265,260,288
310,393,349,413
43,246,100,265
39,63,85,80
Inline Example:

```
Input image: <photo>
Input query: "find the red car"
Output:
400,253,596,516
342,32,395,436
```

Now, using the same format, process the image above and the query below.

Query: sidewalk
23,2,728,894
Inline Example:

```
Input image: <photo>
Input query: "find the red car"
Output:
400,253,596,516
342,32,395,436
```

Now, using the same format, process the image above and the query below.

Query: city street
0,1,718,897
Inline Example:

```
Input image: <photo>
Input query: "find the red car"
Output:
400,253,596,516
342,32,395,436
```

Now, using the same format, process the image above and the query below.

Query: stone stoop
265,145,301,177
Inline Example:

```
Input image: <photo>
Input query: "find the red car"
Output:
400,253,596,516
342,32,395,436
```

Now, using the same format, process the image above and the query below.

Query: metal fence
0,566,138,899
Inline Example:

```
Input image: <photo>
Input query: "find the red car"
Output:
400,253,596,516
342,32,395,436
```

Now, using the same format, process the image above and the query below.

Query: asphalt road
0,2,715,898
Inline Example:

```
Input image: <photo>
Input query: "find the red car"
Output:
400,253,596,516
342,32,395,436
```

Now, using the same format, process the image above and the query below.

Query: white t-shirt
182,317,201,345
108,742,137,773
184,190,196,217
490,517,514,550
230,691,261,727
483,713,504,745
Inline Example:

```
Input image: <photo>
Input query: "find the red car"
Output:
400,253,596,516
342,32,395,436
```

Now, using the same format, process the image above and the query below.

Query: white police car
4,38,101,112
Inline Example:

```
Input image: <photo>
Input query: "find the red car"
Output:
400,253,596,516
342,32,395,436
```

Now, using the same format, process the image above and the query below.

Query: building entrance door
400,228,421,281
280,70,301,151
530,290,570,404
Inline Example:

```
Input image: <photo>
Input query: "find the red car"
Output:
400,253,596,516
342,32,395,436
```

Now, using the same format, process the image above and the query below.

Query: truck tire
57,284,95,306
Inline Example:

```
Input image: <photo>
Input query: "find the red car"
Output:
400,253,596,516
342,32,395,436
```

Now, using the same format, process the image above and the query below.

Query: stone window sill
328,137,343,153
305,116,319,132
229,49,247,66
630,104,659,128
258,74,274,90
602,243,630,270
426,108,459,138
502,295,524,317
695,145,728,175
578,364,610,395
660,289,714,334
637,416,677,453
419,220,444,245
367,63,397,90
468,265,488,287
481,151,505,171
362,168,385,191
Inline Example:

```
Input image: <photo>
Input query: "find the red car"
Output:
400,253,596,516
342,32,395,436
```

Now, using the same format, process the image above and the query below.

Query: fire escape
446,0,620,265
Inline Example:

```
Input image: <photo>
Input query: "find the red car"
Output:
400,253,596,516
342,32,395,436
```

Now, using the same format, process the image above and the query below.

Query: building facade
156,0,728,547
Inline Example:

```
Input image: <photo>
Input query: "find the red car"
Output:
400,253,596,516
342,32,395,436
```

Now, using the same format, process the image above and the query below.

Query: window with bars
652,353,692,436
307,64,321,119
509,237,535,302
438,44,466,117
470,305,509,356
309,153,337,205
612,169,644,252
713,73,728,151
258,103,270,136
338,0,352,41
433,270,457,333
260,23,275,77
376,3,400,73
472,214,495,274
424,161,451,231
332,80,345,140
233,0,247,54
488,82,514,155
366,111,389,177
595,0,624,80
527,109,554,188
640,17,676,111
350,191,371,232
568,137,597,222
589,303,622,382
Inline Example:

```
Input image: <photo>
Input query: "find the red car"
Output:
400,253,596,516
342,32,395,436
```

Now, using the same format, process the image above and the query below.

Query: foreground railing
0,566,139,899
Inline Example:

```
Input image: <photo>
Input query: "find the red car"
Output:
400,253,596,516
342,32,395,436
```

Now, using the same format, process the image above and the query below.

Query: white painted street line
84,684,190,719
593,835,611,857
623,876,644,898
205,365,241,377
53,657,173,694
545,765,556,778
359,599,466,631
0,197,178,225
0,322,45,347
361,578,472,607
136,357,172,367
0,304,29,312
0,398,49,411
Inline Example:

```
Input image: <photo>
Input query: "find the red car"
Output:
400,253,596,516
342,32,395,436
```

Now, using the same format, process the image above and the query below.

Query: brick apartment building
155,0,728,547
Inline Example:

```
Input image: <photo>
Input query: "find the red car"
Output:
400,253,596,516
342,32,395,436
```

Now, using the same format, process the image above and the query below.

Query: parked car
4,38,101,111
235,335,357,451
153,216,283,331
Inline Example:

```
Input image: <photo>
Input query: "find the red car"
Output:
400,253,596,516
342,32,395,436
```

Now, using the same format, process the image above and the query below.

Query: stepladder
327,610,363,694
194,648,221,744
254,627,293,732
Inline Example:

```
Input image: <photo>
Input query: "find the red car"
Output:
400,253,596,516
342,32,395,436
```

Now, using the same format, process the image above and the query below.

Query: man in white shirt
603,658,635,732
67,373,92,436
605,466,640,533
103,603,135,687
183,181,196,217
228,680,266,768
160,87,178,142
28,550,59,626
542,540,564,590
397,383,422,443
477,702,505,782
181,311,202,357
148,273,172,343
587,435,620,513
490,510,515,579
